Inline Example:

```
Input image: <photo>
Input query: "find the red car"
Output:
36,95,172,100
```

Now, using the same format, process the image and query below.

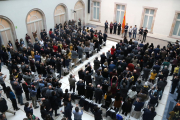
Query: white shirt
39,40,44,46
129,28,133,33
127,89,137,99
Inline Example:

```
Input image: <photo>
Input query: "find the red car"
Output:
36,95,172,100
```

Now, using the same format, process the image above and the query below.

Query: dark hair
40,104,45,111
65,89,68,93
154,92,157,97
75,107,79,112
151,107,155,112
132,86,136,91
25,102,29,107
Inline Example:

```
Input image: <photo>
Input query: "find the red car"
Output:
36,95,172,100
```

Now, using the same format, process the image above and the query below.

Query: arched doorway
54,4,68,26
26,9,46,43
74,0,85,26
0,17,16,49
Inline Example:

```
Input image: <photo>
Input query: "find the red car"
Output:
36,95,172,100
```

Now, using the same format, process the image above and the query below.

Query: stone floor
0,37,172,120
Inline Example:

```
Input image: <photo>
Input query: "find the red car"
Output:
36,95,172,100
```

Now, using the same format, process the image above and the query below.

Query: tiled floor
0,37,171,120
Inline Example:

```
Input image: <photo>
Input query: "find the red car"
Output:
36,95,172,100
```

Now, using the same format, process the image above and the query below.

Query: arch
0,15,17,49
54,3,68,26
26,8,46,43
74,0,85,26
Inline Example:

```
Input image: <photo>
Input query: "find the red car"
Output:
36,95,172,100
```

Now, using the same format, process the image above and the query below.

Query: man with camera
28,85,39,109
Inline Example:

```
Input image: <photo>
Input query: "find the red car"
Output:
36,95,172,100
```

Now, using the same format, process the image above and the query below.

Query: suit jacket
143,108,156,120
100,54,107,64
143,68,150,78
95,88,103,99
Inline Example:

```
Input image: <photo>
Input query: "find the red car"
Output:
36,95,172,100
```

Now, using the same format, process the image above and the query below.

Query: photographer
28,85,39,109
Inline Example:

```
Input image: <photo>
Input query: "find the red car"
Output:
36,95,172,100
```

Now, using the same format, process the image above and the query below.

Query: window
173,13,180,36
143,9,154,30
93,2,100,20
140,7,157,33
116,5,125,24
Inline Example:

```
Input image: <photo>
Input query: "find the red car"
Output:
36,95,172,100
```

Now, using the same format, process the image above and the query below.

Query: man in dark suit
142,66,150,81
100,53,107,66
78,69,85,80
86,83,94,100
162,66,169,78
104,20,108,32
76,80,85,96
142,107,156,120
113,21,117,34
124,23,129,37
84,71,92,85
14,82,24,105
170,75,179,94
94,85,103,104
153,63,160,73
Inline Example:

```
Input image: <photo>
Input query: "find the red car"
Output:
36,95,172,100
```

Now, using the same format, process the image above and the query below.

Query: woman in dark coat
30,58,36,72
113,93,122,112
122,97,133,116
50,91,59,116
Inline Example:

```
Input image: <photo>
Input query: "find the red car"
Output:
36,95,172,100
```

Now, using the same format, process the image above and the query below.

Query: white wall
0,0,87,41
87,0,180,41
0,0,180,42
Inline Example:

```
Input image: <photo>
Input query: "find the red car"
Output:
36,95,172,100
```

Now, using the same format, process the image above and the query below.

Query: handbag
104,94,107,100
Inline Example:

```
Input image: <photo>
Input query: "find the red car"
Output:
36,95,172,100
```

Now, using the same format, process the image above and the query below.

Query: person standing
62,102,72,120
103,32,108,46
104,20,108,32
128,26,133,38
170,75,179,94
138,27,143,41
95,85,103,104
143,107,156,120
110,22,113,34
51,91,60,116
68,74,76,93
6,86,19,111
143,27,148,42
113,21,117,34
28,85,39,109
133,25,137,39
14,82,24,105
91,106,102,120
0,97,15,116
117,22,121,35
124,23,129,37
73,105,83,120
131,98,144,119
0,72,6,94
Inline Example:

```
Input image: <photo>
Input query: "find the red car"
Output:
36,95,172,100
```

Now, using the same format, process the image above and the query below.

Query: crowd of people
0,19,179,120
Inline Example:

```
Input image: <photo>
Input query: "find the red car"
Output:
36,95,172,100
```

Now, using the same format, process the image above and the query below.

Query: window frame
93,1,100,20
169,11,180,38
91,0,101,22
140,6,158,34
113,3,127,23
